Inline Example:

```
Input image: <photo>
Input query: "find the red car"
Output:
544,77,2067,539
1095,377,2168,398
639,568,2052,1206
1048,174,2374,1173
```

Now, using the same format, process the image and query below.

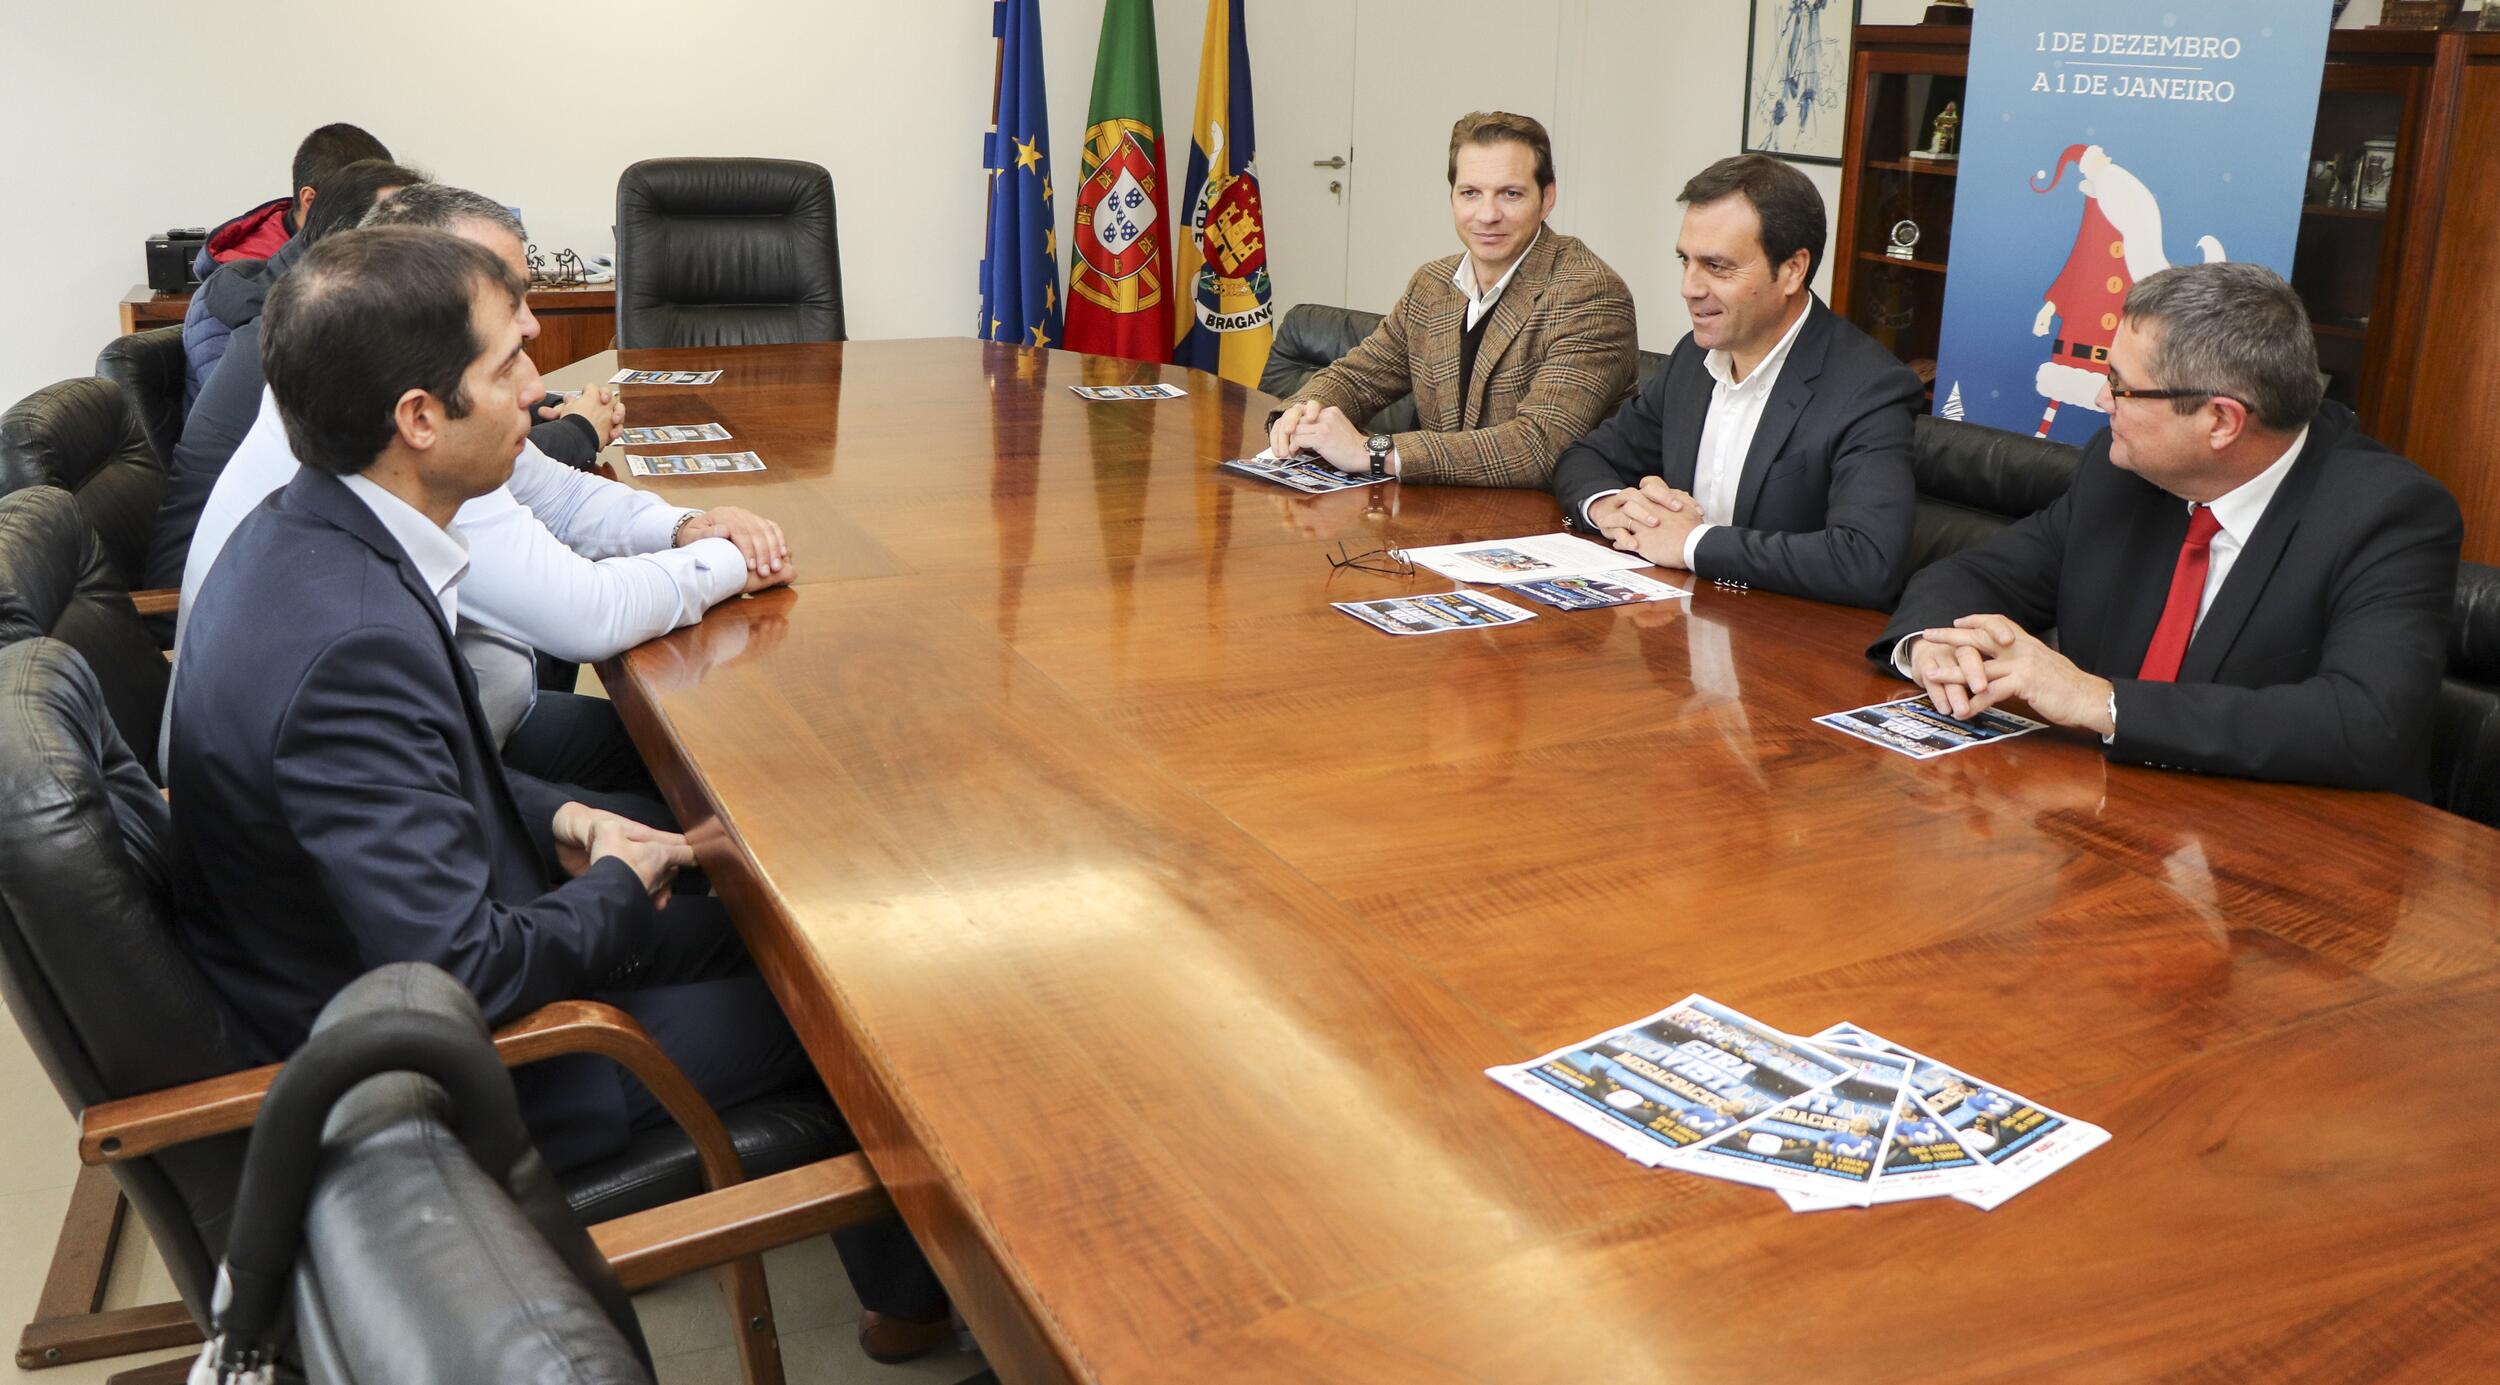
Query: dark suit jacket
167,466,656,1067
1551,298,1923,608
1871,404,2462,796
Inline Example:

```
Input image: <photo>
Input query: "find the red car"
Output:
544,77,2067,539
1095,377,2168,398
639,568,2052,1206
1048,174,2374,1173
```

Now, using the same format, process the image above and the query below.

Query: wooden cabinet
118,284,619,374
1833,26,2500,564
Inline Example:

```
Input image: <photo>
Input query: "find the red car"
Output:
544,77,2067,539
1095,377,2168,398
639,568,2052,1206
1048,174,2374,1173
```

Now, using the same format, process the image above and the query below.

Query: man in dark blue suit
1552,155,1923,609
167,227,952,1354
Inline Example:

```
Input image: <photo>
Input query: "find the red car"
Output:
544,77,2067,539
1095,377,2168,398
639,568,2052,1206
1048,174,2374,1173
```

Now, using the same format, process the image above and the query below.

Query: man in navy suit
1551,154,1923,608
1873,263,2461,796
167,227,951,1351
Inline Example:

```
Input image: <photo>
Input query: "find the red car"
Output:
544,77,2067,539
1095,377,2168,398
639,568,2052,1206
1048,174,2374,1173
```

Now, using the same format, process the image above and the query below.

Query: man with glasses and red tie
1871,262,2460,796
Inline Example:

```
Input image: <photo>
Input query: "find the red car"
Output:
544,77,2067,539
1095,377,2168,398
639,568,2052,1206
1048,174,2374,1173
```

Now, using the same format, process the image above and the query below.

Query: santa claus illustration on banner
2028,143,2226,438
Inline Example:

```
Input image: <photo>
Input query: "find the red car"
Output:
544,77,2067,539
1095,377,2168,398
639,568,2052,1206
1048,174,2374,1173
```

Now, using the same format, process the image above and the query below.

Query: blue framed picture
1744,0,1866,166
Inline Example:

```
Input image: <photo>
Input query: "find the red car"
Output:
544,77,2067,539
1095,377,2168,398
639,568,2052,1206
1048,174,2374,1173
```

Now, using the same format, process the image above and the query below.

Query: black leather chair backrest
1261,301,1667,439
212,965,652,1384
0,638,253,1318
0,376,167,590
95,327,188,474
2433,561,2500,827
0,487,170,774
1907,414,2083,571
615,157,844,350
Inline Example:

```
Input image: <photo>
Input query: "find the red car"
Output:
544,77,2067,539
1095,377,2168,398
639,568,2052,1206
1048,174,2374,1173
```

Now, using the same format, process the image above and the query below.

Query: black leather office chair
94,328,188,474
2434,561,2500,827
0,487,170,776
200,964,654,1385
1905,414,2082,570
615,158,844,349
0,635,867,1384
0,376,167,593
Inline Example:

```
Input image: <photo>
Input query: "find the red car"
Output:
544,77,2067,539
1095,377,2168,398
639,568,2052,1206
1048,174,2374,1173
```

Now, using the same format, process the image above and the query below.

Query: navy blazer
1872,404,2462,797
1551,298,1924,608
167,466,656,1065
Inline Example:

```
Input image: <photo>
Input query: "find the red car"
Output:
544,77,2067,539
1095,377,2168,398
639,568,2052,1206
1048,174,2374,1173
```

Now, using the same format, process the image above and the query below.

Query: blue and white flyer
1487,996,1853,1167
1686,1044,1910,1203
1818,1022,2108,1210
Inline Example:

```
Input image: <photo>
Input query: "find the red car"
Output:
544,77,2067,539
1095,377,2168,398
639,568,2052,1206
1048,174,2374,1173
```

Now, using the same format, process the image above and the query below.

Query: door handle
1312,155,1348,169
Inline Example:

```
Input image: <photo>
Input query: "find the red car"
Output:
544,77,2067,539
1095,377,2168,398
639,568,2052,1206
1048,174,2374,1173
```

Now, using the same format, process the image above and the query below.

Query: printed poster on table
1930,1,2332,446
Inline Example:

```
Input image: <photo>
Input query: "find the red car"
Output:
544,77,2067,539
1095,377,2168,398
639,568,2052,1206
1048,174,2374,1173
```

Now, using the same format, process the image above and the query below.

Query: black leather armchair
0,637,882,1385
94,328,187,475
0,488,170,776
203,964,655,1385
615,158,845,350
0,377,168,593
2434,562,2500,827
1905,414,2082,571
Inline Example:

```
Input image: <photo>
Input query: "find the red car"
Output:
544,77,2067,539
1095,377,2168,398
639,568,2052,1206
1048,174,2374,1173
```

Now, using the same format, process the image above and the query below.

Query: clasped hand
539,386,626,447
1589,476,1704,569
1909,614,2115,736
1267,400,1373,474
552,802,696,907
675,505,793,592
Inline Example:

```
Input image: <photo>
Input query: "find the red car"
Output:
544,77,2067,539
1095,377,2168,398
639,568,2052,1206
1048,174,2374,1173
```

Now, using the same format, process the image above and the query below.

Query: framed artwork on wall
1744,0,1866,165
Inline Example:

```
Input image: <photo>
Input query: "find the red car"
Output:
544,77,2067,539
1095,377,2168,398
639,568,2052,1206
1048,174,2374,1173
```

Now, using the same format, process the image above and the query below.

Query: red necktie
2136,505,2224,682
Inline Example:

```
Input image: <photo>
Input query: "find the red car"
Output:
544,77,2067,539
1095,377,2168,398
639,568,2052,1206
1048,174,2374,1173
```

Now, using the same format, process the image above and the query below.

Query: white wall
0,0,1932,410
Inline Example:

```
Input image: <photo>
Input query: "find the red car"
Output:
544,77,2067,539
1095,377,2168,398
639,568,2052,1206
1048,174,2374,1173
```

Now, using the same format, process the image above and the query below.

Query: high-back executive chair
93,328,188,475
0,638,886,1385
195,964,655,1385
0,376,168,594
614,157,845,350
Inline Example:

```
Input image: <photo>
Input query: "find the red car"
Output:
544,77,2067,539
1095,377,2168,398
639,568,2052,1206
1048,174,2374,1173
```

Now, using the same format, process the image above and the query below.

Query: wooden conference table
551,338,2500,1383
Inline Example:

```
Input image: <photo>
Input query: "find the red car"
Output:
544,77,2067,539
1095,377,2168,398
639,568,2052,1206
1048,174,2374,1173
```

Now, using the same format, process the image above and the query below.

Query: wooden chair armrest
590,1154,889,1292
80,1001,748,1198
129,588,178,618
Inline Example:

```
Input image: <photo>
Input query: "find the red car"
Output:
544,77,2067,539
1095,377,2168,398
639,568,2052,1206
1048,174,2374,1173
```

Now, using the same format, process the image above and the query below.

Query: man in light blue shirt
173,185,792,810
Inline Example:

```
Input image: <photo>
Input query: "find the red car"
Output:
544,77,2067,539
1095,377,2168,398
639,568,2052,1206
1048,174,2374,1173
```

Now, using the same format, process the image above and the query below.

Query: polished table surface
549,338,2500,1383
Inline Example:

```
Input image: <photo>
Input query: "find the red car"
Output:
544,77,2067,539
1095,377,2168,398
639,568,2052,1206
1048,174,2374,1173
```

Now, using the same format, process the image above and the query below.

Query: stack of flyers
609,368,723,386
1220,454,1391,494
624,451,765,478
1816,697,2046,760
1489,998,2106,1211
1504,571,1689,610
619,422,732,446
1334,590,1535,637
1070,382,1187,401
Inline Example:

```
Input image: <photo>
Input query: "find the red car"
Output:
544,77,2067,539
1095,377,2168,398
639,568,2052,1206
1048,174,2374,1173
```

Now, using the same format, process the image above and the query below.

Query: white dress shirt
1579,301,1814,571
337,472,469,627
1453,227,1540,331
175,388,748,744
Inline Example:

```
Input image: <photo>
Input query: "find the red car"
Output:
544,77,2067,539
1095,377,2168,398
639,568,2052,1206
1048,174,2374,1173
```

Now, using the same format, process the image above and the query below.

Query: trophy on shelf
1886,221,1924,262
1909,102,1961,163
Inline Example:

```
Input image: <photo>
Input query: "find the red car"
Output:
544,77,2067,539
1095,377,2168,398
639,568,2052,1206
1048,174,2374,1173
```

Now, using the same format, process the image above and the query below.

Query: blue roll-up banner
1931,2,2333,443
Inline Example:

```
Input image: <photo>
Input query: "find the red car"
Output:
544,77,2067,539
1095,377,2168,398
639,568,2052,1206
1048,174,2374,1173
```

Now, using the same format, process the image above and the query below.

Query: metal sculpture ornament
1186,121,1272,336
1072,119,1167,314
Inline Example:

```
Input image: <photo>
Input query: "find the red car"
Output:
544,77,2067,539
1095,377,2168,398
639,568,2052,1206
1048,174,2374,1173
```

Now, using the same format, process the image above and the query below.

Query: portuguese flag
1063,0,1173,363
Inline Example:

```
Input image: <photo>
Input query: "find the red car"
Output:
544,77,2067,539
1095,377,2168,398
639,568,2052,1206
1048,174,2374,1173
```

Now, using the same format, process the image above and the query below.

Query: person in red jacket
194,122,394,273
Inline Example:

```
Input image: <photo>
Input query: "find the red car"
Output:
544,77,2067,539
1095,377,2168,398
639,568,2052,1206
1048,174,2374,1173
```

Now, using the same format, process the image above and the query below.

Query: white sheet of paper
1395,533,1652,586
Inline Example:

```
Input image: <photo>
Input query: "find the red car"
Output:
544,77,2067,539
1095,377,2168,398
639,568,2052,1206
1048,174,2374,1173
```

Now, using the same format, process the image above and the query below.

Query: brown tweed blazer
1293,229,1637,487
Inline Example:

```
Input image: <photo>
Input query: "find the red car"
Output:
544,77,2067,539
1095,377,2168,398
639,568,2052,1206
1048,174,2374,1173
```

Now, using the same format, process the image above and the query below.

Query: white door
1206,0,1356,318
1342,0,1562,314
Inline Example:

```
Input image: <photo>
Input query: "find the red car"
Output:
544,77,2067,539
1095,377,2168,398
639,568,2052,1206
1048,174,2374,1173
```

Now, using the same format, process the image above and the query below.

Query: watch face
1368,435,1391,453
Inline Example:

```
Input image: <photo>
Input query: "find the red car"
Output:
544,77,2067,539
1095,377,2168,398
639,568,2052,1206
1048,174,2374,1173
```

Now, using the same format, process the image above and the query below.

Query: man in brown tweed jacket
1266,112,1638,488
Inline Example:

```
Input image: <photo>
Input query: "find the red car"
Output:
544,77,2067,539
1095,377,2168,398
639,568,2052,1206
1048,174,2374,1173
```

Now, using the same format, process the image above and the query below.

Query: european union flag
980,0,1062,349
